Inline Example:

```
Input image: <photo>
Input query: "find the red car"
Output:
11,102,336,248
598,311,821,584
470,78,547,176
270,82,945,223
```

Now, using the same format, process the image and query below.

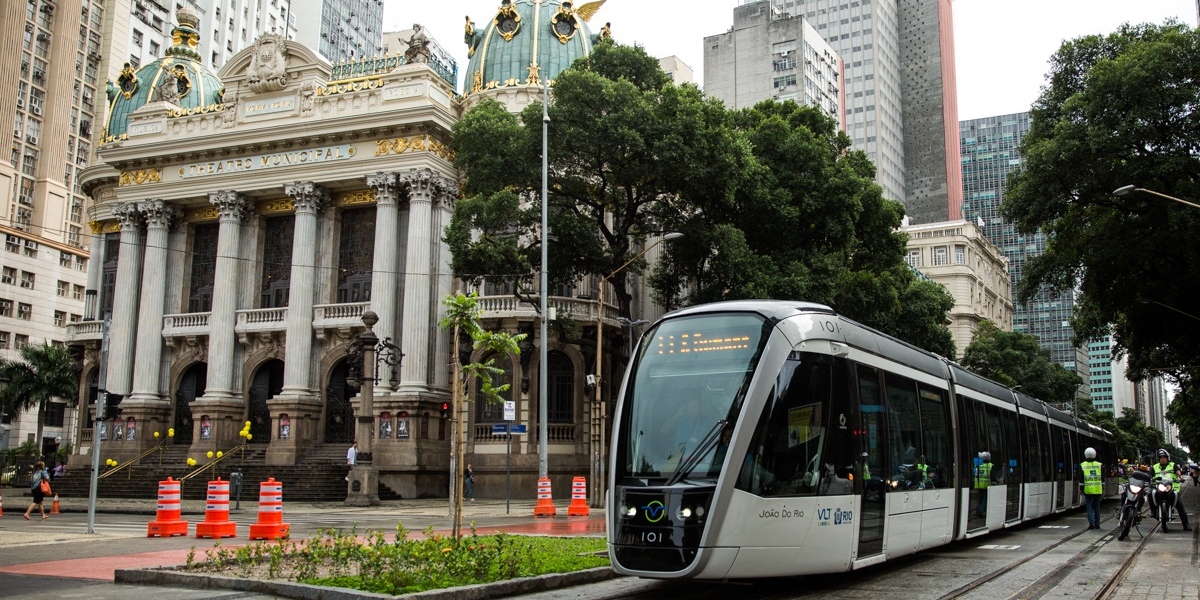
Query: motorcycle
1117,469,1152,541
1150,473,1178,532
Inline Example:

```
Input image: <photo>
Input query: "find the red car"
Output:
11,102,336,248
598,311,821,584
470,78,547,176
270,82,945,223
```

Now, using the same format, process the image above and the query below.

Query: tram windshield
619,313,772,480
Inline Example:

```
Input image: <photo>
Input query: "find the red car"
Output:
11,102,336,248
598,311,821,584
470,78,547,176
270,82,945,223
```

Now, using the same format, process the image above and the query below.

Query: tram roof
661,300,838,324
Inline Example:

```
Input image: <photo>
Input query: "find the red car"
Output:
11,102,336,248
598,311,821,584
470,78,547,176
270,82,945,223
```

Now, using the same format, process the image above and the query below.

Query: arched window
548,351,574,423
474,353,512,423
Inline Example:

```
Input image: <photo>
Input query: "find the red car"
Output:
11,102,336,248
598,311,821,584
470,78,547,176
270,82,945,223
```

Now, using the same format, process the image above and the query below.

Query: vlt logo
642,500,667,523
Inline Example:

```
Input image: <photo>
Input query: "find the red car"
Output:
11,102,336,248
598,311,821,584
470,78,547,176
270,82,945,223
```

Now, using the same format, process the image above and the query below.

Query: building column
367,172,401,393
432,187,456,390
193,190,249,454
107,202,143,396
398,168,453,393
129,200,180,404
84,223,105,320
280,182,328,394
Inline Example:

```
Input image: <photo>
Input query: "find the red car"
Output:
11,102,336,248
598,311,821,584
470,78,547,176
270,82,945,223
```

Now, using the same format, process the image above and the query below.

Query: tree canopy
0,342,80,450
449,42,955,357
1002,21,1200,384
960,320,1083,406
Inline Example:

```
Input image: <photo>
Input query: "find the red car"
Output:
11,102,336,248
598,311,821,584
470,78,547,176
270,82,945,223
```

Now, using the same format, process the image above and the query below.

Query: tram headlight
677,507,692,520
625,505,637,517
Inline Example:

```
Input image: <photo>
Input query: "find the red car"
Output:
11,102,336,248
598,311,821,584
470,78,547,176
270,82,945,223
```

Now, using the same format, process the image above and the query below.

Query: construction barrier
533,476,557,517
147,477,189,537
248,477,290,540
195,478,237,539
567,476,590,516
50,494,60,515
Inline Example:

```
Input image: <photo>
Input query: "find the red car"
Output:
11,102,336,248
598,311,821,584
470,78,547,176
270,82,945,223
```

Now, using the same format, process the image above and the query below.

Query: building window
60,251,72,267
260,216,293,308
933,246,948,266
17,303,32,320
76,256,87,271
5,235,20,253
473,354,511,423
954,244,966,265
905,249,921,268
0,332,7,348
0,300,10,317
43,401,66,427
188,223,218,312
23,239,37,257
54,310,65,327
1,267,15,285
57,280,69,297
336,208,375,304
70,313,81,323
14,333,29,348
19,271,34,289
73,284,84,300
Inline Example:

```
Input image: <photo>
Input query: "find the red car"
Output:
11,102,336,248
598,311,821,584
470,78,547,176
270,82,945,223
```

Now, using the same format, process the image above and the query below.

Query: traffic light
440,402,450,419
104,393,124,420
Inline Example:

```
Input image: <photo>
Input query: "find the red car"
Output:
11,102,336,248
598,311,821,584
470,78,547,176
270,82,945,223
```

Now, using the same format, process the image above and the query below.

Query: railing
236,307,287,326
180,444,247,482
472,423,576,443
163,312,211,337
80,429,93,444
329,52,457,88
98,442,168,480
313,302,369,340
66,320,105,342
473,295,618,325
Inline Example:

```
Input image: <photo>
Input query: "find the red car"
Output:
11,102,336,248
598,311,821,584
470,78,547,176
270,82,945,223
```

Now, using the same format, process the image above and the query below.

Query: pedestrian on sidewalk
24,461,50,520
345,441,357,482
464,463,475,501
1080,447,1103,529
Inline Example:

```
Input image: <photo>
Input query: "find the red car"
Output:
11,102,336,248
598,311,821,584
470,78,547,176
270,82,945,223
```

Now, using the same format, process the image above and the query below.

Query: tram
607,301,1115,579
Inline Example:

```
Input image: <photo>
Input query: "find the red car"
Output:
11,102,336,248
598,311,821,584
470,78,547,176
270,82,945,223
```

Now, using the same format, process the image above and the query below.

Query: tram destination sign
180,144,357,179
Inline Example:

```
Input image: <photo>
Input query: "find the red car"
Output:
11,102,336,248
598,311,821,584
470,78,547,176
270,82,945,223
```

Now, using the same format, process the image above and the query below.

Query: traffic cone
195,478,237,539
567,476,590,516
50,494,60,515
147,477,189,537
0,491,4,516
248,478,290,540
533,476,557,517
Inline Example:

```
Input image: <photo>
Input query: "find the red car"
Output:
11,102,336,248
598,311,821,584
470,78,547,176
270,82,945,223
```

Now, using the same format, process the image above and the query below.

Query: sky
388,0,1197,121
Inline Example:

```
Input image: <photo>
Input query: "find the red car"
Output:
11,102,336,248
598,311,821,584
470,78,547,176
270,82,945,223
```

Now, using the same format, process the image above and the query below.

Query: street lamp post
590,232,682,507
1113,185,1200,210
344,310,402,507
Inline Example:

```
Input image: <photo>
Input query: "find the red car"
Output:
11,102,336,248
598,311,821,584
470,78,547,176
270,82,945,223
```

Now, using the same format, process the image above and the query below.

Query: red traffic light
440,402,450,418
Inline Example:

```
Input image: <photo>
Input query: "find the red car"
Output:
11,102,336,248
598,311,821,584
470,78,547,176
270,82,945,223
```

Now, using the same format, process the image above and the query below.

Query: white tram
607,301,1115,579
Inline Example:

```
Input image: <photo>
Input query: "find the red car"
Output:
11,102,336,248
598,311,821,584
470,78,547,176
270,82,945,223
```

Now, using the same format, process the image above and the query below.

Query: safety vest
1154,462,1181,493
1080,460,1102,495
916,462,929,482
974,462,992,489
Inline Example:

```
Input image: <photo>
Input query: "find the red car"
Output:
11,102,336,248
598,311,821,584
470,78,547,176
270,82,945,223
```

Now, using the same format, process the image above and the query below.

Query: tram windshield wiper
665,419,728,487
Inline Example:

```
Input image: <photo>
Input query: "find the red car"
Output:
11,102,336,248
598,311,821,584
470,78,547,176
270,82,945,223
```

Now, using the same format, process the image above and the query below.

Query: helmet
980,451,992,461
1084,447,1096,459
1158,449,1170,459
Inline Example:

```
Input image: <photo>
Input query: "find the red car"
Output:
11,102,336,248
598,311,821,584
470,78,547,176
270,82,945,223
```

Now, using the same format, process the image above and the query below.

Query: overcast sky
389,0,1197,121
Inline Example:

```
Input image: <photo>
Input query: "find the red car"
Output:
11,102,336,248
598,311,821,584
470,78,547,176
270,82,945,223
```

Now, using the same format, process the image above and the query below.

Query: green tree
0,342,81,455
960,321,1082,405
1002,21,1200,385
448,41,752,320
650,100,956,357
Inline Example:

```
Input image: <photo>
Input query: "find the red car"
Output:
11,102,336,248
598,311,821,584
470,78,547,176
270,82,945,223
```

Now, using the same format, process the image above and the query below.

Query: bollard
533,477,557,517
248,477,290,540
147,477,189,537
195,478,237,538
567,476,589,516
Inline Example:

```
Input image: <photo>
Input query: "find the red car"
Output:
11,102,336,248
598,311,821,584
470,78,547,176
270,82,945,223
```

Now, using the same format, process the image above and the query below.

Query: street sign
503,400,516,421
491,424,509,435
510,424,527,435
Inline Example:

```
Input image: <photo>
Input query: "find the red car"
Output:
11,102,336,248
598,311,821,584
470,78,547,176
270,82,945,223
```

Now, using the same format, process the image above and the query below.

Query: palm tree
0,342,81,456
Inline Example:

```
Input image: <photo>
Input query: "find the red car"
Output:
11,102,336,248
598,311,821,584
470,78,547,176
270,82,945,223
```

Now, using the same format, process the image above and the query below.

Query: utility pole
86,312,111,534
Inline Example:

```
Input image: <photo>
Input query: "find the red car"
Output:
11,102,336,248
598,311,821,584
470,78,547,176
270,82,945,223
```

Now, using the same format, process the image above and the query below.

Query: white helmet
1084,447,1096,459
980,451,991,461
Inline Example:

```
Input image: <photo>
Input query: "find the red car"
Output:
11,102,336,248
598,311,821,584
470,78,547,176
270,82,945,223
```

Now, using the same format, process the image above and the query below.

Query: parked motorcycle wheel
1159,503,1171,532
1119,504,1134,540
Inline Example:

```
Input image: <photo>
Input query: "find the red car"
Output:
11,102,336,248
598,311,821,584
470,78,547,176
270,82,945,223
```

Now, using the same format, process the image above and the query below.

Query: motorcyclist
1150,449,1192,531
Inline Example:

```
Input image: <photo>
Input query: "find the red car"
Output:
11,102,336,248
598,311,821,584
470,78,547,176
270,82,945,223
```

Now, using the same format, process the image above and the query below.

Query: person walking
345,441,358,482
24,461,51,520
464,463,475,501
1080,447,1103,529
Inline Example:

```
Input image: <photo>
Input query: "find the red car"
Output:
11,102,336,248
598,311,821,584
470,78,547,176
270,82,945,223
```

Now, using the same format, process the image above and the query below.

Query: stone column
366,172,401,392
193,190,249,454
129,200,180,404
85,223,105,320
107,202,143,396
398,169,453,393
280,182,328,394
432,186,456,390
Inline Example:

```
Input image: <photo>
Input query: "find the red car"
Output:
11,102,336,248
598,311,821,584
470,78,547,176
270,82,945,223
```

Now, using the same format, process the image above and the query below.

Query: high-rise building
1088,337,1116,413
960,112,1089,405
126,0,295,72
0,0,94,453
706,0,962,223
703,1,845,130
291,0,383,64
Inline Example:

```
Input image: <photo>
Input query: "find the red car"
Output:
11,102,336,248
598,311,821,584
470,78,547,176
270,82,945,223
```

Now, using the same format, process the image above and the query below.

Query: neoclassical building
71,3,619,498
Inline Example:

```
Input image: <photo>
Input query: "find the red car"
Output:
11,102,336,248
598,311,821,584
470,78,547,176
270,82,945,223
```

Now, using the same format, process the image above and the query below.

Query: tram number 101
641,531,667,544
818,319,840,334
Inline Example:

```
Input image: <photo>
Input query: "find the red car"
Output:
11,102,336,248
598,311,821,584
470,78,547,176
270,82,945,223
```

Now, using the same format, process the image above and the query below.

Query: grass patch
183,524,609,595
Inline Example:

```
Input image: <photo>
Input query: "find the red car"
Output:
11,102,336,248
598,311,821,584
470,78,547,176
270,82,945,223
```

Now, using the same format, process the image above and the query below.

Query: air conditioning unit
26,135,39,145
33,70,45,80
18,305,30,314
16,98,24,108
13,223,28,231
25,23,34,33
13,129,20,138
31,105,41,116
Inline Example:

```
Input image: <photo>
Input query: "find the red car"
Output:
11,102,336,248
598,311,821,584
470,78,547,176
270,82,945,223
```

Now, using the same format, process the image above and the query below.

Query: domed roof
101,8,224,143
462,0,611,98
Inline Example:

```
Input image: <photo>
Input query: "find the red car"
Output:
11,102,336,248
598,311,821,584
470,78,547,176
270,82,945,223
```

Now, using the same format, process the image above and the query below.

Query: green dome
102,8,224,143
463,0,610,97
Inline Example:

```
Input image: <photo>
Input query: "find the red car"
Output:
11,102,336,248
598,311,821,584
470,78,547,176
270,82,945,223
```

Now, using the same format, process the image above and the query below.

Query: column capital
401,168,456,203
366,172,401,206
138,199,183,231
208,190,251,222
283,181,330,214
111,202,142,229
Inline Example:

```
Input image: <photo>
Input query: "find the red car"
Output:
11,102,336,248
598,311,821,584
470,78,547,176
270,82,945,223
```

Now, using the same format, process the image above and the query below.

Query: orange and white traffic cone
0,491,4,517
248,478,290,540
567,476,590,516
50,494,60,515
533,477,557,517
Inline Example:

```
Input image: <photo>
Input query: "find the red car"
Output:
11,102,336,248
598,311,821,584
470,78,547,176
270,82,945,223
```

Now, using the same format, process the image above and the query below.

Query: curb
115,565,619,600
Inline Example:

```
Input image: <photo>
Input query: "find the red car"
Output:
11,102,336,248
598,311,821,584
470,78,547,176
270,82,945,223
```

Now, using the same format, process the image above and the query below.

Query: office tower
1088,337,1116,413
710,0,963,223
960,112,1090,405
704,1,845,130
658,56,695,86
127,0,294,71
291,0,383,63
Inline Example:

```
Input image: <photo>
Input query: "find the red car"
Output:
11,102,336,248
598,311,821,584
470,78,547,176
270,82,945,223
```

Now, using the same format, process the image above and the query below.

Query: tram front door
856,365,886,559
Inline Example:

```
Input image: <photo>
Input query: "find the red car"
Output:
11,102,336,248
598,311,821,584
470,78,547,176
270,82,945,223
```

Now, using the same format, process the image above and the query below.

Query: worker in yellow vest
1151,449,1192,531
974,451,992,518
1080,447,1103,529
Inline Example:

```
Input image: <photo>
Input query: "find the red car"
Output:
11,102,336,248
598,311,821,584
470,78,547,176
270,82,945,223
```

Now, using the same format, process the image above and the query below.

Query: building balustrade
473,294,619,326
66,320,105,343
472,422,576,443
313,302,369,341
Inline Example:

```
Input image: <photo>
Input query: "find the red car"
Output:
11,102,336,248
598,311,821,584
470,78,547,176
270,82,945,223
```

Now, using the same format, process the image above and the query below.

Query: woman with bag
24,461,51,520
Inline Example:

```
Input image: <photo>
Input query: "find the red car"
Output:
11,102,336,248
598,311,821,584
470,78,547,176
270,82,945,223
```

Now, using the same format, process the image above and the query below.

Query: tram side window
985,405,1008,484
735,357,833,497
919,385,950,488
1002,410,1022,484
1024,418,1046,482
885,373,921,485
959,396,990,488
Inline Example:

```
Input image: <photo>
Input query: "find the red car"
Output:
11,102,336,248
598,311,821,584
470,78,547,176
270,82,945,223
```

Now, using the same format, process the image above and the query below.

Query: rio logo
833,508,854,525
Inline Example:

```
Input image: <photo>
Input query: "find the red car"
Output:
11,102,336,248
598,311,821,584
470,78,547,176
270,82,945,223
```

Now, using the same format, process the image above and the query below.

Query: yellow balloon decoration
246,434,252,440
245,421,251,428
216,451,223,458
187,457,196,466
168,428,175,437
154,431,160,438
206,451,214,458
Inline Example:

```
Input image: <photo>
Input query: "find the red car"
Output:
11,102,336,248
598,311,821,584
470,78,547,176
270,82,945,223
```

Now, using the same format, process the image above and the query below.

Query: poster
397,418,410,439
200,415,212,440
126,417,136,441
279,414,290,440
